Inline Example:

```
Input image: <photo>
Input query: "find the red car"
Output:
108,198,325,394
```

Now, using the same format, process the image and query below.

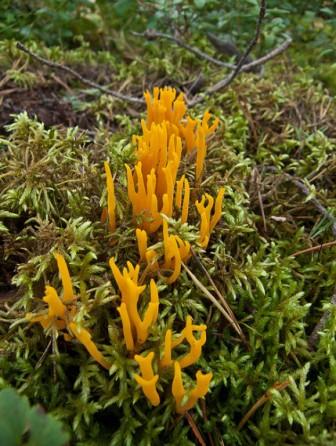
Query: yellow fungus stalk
195,127,206,183
110,258,160,345
134,374,160,406
103,161,116,232
134,352,160,406
181,177,190,224
43,285,66,319
136,228,148,262
69,322,110,370
195,189,225,248
54,253,75,303
210,187,225,232
117,303,135,351
160,329,173,368
178,330,206,369
172,362,212,414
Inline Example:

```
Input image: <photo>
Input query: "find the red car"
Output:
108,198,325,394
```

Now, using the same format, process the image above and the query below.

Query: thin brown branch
133,29,291,79
238,380,290,429
190,248,247,346
16,42,145,105
132,29,235,69
308,287,336,350
251,168,267,232
291,240,336,257
215,0,266,87
182,262,247,344
185,412,207,446
189,0,267,105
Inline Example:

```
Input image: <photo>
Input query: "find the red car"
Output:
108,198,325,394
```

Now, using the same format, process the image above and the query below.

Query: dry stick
132,29,291,74
190,0,267,106
191,248,241,325
292,240,336,257
308,288,336,350
132,29,235,69
185,412,207,446
182,262,246,344
16,42,145,105
238,380,290,430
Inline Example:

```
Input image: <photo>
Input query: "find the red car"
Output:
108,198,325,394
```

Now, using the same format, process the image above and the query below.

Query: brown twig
213,0,266,87
182,262,246,344
190,248,247,346
308,287,336,350
291,240,336,257
185,412,207,446
132,29,291,76
238,380,290,429
16,42,145,105
190,0,267,105
132,29,235,69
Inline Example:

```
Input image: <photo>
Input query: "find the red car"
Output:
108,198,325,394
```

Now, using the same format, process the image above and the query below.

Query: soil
0,82,96,131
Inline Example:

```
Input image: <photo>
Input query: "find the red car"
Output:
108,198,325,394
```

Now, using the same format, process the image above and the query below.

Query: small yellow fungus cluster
109,257,159,349
102,87,224,285
26,253,110,370
172,363,212,414
136,220,190,284
196,188,225,248
134,352,160,406
132,316,211,414
160,316,206,369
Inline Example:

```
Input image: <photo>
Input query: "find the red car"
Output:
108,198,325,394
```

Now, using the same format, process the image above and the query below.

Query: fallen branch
185,412,207,446
132,29,235,69
16,42,145,105
308,287,336,350
189,0,267,105
210,0,266,90
132,31,291,76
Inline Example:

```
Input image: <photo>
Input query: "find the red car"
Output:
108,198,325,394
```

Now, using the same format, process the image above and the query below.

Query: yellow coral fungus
160,316,207,370
54,252,75,303
172,362,212,414
117,302,135,351
110,258,159,345
134,352,160,406
125,87,219,236
103,161,116,232
160,329,173,368
195,188,225,248
26,253,109,370
144,86,186,129
136,228,148,262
